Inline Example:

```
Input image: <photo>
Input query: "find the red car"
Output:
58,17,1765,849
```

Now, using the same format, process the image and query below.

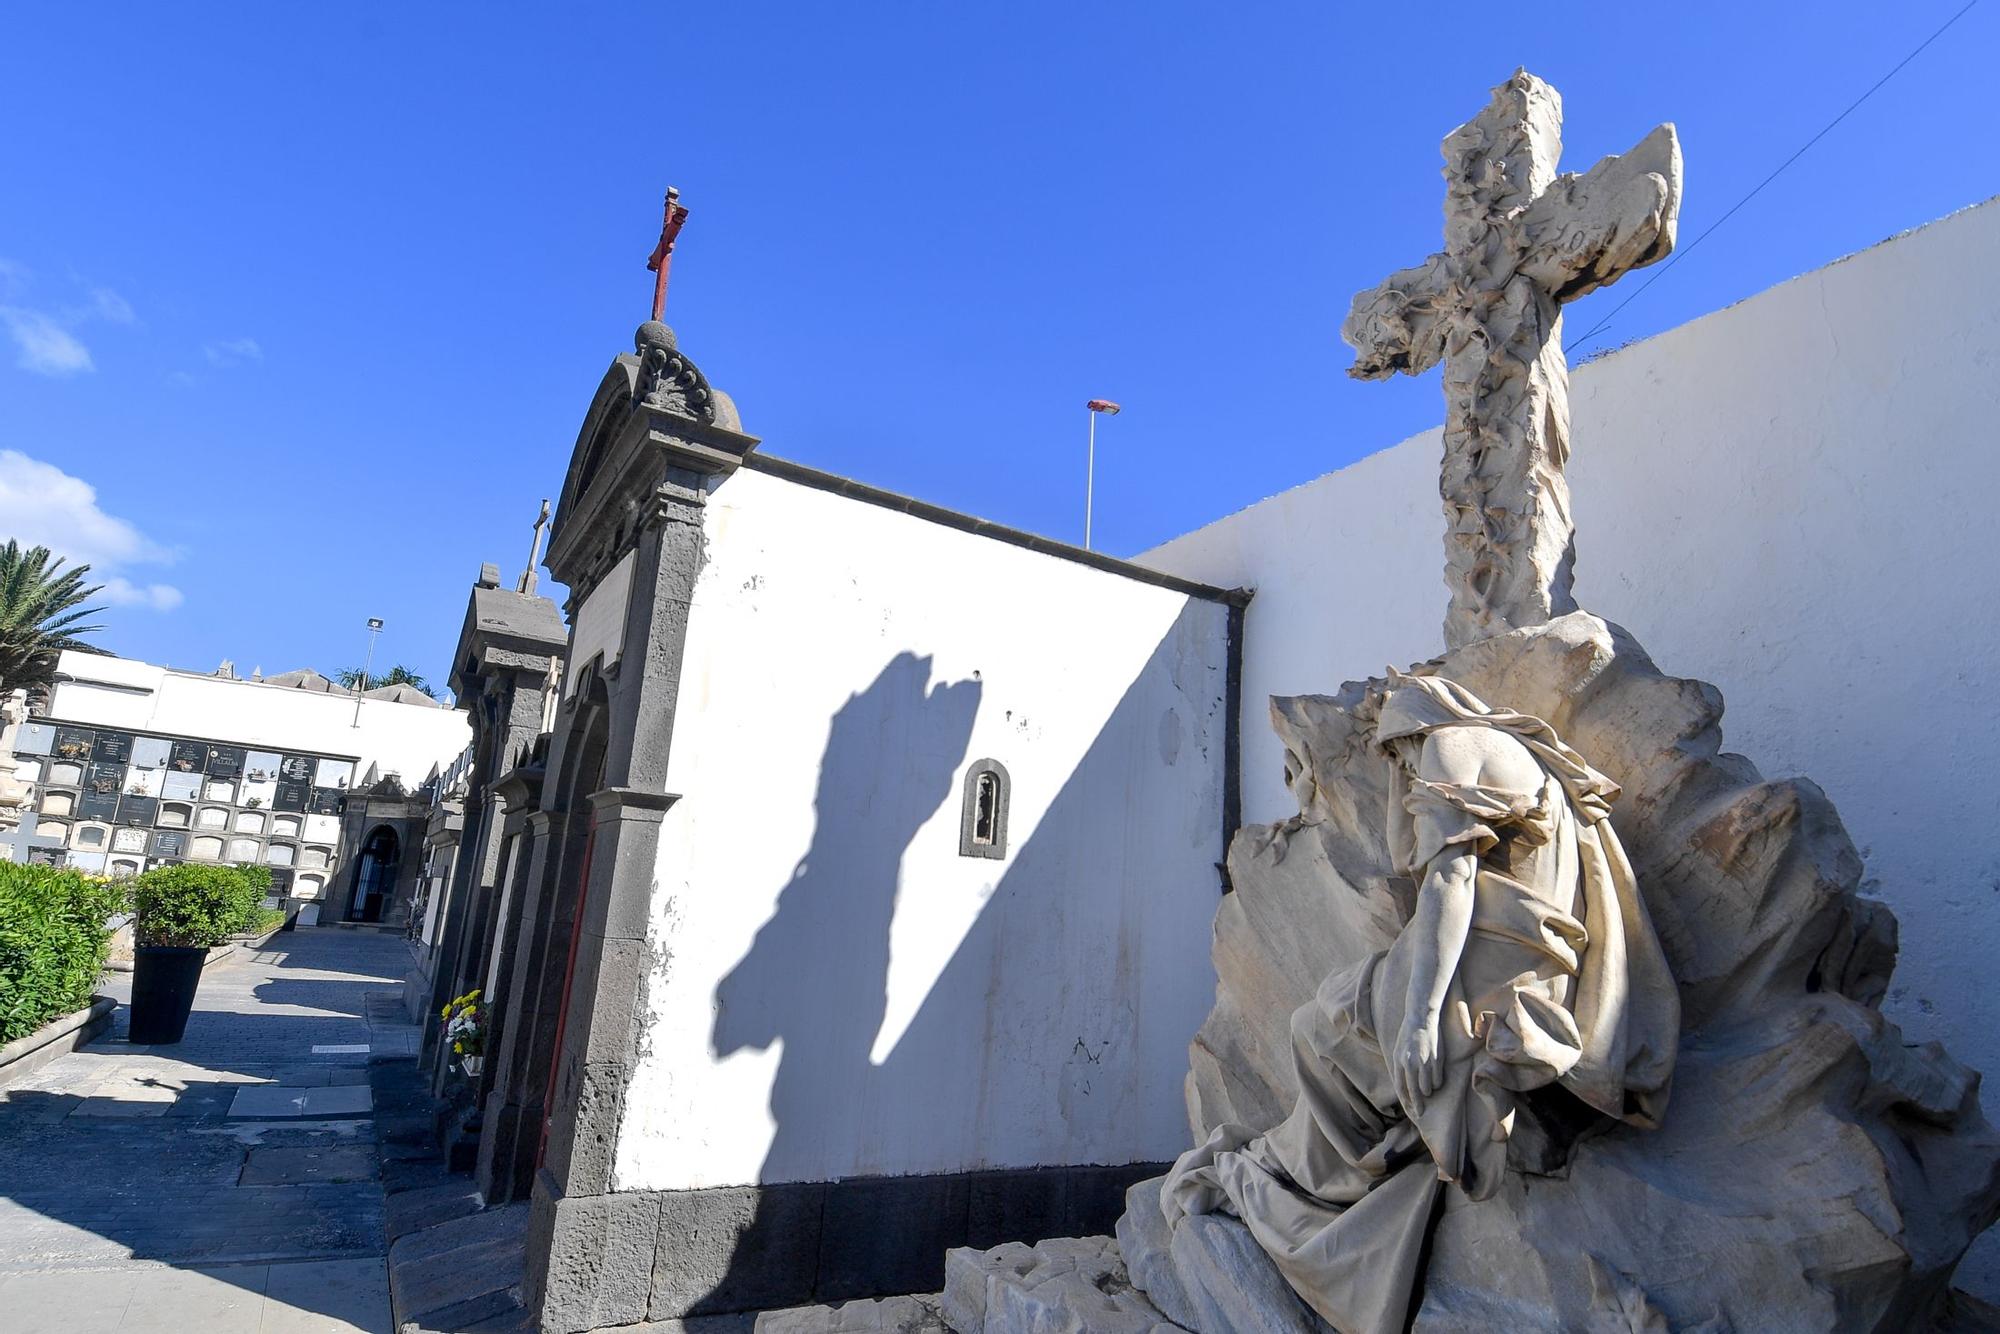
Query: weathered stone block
649,1182,826,1319
816,1173,971,1303
527,1185,661,1334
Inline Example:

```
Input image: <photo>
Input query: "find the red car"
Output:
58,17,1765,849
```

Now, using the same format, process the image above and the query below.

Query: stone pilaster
522,327,756,1332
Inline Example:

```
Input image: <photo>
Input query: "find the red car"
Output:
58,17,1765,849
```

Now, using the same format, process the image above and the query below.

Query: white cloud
0,450,182,613
0,266,139,378
0,308,93,376
89,287,137,325
202,336,262,368
97,576,184,610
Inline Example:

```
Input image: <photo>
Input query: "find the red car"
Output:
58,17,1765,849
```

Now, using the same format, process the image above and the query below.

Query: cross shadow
688,613,1225,1314
706,651,980,1313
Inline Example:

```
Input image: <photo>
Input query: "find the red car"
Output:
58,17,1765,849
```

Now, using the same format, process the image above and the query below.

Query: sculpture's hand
1394,1010,1443,1110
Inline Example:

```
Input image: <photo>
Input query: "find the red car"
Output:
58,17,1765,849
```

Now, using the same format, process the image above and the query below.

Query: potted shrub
127,864,260,1043
442,989,485,1076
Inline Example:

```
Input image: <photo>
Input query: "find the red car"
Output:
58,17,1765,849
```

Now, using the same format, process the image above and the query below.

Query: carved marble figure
942,67,1999,1334
1162,671,1675,1332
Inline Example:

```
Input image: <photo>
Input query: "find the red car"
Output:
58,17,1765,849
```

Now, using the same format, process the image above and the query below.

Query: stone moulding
546,334,760,609
1174,612,2000,1331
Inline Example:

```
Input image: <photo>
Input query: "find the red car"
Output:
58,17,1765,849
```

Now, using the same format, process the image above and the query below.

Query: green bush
233,864,273,902
236,904,287,938
0,863,123,1044
130,863,260,949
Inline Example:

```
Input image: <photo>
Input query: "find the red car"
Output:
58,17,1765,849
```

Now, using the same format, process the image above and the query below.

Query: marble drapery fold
1162,673,1678,1334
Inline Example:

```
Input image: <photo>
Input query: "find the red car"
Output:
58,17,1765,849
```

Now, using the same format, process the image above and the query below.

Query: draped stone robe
1163,675,1678,1334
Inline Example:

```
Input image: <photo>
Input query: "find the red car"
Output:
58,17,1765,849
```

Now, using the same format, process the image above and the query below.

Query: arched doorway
349,825,400,923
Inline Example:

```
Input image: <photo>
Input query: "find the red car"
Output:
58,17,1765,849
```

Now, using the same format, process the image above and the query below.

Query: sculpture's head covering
1376,669,1620,825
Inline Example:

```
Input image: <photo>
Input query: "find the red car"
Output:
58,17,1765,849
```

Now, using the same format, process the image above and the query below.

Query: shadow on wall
715,650,982,1195
697,613,1224,1312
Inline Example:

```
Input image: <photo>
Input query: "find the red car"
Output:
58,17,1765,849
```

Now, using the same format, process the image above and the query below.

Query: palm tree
0,541,106,696
333,663,436,698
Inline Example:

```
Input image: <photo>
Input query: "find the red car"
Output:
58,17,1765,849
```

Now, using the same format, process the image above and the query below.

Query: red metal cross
646,187,690,322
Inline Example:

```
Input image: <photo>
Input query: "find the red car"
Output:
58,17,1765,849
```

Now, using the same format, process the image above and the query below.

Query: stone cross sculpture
1343,69,1680,650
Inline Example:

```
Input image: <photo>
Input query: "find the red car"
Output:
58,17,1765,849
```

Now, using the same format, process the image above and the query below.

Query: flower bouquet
442,988,485,1077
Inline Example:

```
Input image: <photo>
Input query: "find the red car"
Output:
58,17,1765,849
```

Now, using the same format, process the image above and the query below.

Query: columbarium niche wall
3,719,368,890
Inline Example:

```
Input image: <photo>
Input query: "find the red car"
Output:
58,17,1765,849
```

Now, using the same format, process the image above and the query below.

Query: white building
4,651,470,920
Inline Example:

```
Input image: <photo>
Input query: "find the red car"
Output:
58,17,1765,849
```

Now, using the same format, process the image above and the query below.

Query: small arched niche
958,759,1012,860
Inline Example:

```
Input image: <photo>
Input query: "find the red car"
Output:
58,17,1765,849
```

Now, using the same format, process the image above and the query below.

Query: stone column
524,474,706,1329
519,323,756,1331
417,572,566,1083
475,804,570,1204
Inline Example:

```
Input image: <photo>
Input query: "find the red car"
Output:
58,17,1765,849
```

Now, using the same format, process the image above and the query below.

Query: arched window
958,759,1012,860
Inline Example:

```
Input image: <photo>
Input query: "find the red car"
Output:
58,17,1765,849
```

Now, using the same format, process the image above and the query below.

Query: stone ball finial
635,320,678,355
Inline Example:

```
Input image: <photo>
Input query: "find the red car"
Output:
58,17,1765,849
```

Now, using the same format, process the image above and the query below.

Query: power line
1565,0,1981,357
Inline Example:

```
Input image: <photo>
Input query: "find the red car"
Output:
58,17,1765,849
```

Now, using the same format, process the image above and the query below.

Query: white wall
613,466,1233,1192
1140,196,2000,1283
48,651,471,789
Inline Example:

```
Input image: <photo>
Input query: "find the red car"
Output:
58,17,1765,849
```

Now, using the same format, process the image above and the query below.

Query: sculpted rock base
940,1236,1182,1334
1173,612,2000,1331
1115,1179,1330,1334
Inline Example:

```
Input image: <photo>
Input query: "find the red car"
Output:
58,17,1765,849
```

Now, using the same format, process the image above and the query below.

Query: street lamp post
353,617,384,728
1085,399,1121,550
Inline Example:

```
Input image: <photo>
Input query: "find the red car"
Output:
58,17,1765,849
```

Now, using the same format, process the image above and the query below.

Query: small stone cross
519,498,551,596
1343,70,1681,650
647,187,690,323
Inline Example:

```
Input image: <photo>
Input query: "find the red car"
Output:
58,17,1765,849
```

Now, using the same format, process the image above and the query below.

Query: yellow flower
453,1041,463,1053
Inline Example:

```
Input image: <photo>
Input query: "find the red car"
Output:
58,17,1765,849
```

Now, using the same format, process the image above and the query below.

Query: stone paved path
0,927,422,1333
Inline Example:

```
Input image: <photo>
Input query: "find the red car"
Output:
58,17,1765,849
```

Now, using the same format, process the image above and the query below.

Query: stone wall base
527,1161,1168,1334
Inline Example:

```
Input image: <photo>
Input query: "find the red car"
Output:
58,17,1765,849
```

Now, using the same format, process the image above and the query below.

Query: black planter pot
129,946,208,1044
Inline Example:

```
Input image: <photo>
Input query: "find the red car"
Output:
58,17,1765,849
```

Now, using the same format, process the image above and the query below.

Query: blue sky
0,3,1991,695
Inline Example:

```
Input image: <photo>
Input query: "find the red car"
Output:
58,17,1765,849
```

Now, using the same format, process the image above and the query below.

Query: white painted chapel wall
613,466,1233,1193
1140,196,2000,1282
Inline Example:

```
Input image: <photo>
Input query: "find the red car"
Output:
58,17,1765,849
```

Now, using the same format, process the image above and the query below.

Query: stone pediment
546,322,758,602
